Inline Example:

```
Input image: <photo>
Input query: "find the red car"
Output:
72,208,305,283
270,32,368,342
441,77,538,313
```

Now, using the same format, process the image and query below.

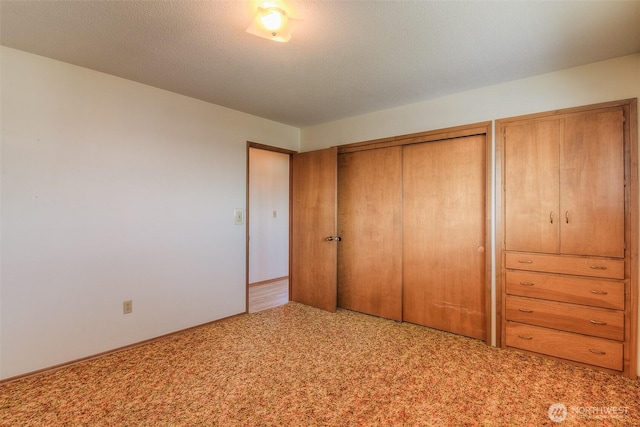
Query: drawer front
505,252,624,279
505,296,624,340
505,322,623,371
505,271,624,310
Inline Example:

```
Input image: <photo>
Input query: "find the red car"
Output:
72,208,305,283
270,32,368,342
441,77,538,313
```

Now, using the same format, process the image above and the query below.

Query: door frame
246,141,297,313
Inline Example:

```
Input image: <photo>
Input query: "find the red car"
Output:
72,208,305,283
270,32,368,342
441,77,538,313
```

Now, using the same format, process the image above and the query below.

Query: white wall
2,46,639,379
0,47,299,379
302,54,639,149
248,148,290,283
301,53,640,375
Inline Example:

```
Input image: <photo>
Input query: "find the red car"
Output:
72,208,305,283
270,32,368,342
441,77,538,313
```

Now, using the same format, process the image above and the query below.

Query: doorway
247,143,294,313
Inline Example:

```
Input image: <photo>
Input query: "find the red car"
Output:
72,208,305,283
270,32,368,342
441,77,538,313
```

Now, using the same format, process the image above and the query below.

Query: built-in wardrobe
291,123,492,343
497,99,638,378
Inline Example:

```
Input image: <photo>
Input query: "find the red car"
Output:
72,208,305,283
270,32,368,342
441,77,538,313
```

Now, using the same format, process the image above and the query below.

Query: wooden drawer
505,322,623,371
505,252,624,279
505,271,624,310
505,296,624,340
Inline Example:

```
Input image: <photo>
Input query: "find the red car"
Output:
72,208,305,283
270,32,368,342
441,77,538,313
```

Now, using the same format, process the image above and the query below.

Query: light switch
234,209,244,225
273,210,277,218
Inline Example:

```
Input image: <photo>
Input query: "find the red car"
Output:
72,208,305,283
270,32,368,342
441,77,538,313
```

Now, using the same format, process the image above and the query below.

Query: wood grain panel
505,270,624,310
337,147,403,320
505,295,624,340
338,123,490,154
561,109,625,258
291,148,338,312
403,135,486,340
505,252,624,279
498,100,637,378
506,322,623,370
504,119,560,253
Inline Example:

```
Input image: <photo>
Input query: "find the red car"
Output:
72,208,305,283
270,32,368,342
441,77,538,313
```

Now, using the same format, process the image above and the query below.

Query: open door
291,147,338,312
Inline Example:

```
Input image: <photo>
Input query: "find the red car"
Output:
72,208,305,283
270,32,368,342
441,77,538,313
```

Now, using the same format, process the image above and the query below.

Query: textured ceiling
1,1,639,127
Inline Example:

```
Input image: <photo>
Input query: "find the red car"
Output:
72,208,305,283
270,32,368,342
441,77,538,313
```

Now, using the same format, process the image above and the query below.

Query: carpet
1,302,638,426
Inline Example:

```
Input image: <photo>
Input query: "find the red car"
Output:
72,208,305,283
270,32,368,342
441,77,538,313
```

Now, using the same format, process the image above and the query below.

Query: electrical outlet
123,300,133,314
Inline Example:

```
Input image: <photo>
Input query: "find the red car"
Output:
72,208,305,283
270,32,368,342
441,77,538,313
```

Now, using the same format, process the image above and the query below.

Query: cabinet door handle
519,282,535,287
518,335,533,340
589,265,607,270
589,349,606,355
565,211,569,223
589,320,608,325
518,260,533,264
518,308,533,313
550,211,554,224
590,290,608,295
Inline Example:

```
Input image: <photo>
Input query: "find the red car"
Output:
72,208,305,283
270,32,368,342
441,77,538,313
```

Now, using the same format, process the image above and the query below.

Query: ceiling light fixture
246,5,296,42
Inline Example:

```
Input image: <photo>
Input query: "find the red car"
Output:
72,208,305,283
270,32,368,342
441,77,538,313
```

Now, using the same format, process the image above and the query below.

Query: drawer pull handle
518,308,533,313
589,320,608,325
590,290,608,295
589,265,607,270
518,335,533,340
519,282,535,287
589,349,606,355
518,260,533,264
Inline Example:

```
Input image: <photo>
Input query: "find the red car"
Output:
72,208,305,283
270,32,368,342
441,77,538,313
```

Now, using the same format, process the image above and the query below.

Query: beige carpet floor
1,302,638,426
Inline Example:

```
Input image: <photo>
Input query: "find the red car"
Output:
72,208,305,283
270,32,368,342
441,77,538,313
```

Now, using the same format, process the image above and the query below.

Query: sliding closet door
291,147,338,312
337,147,403,321
403,135,487,340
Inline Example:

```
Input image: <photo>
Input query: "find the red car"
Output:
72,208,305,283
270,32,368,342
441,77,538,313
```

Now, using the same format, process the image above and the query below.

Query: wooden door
504,120,561,253
337,147,403,321
560,108,625,258
403,135,487,340
290,147,338,312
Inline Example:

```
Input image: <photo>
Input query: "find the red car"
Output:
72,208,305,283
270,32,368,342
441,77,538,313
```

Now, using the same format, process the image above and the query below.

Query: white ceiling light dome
246,4,298,42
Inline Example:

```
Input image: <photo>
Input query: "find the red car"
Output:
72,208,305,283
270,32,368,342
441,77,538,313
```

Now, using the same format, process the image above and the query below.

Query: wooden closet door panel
403,135,486,340
560,109,625,258
504,120,561,253
337,147,403,321
291,148,338,312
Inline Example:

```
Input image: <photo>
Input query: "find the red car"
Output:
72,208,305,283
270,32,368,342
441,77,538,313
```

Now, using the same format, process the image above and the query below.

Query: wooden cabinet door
290,148,338,312
403,135,487,340
337,147,403,321
504,120,561,253
560,109,625,258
